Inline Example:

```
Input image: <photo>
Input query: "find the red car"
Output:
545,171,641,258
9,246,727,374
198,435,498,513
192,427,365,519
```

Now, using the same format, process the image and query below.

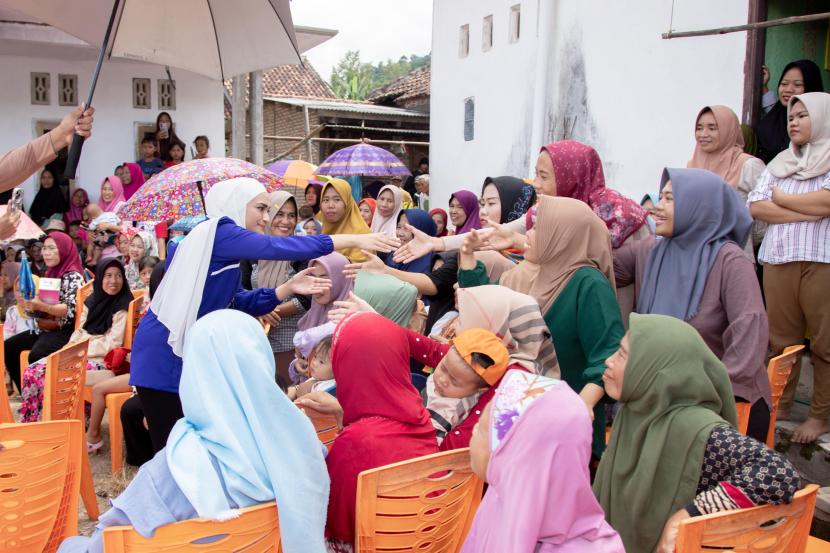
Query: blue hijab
636,168,751,321
386,208,437,274
166,310,329,553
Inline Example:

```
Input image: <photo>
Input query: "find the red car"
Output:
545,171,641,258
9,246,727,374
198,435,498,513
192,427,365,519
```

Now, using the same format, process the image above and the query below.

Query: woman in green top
458,196,622,460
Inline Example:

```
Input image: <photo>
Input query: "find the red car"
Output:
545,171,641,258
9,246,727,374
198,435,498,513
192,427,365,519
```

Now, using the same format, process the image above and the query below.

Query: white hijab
370,184,403,237
768,92,830,181
152,177,266,356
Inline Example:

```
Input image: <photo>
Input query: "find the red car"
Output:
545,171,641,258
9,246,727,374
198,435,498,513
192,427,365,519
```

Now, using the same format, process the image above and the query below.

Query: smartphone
10,187,23,215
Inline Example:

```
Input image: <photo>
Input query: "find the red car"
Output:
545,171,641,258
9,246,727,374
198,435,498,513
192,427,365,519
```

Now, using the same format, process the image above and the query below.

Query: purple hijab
297,252,354,331
636,168,751,321
450,190,482,234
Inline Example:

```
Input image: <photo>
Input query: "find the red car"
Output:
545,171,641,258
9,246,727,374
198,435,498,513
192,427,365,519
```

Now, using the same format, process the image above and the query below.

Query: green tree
330,50,375,100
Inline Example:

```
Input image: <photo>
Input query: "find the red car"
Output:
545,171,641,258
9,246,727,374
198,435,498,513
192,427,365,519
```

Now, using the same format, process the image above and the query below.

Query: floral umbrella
117,158,283,222
317,143,412,177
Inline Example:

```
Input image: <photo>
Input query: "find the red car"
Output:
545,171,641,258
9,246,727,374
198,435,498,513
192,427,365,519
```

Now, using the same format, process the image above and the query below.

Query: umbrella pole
196,180,206,211
63,0,122,180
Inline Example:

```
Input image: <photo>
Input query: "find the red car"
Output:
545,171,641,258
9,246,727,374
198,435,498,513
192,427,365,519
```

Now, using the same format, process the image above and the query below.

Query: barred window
132,78,151,109
158,79,176,110
58,74,78,106
31,73,50,105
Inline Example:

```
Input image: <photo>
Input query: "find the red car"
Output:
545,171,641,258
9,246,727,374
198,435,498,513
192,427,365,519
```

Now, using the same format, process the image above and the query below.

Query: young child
3,276,40,339
193,135,210,159
164,141,186,168
137,137,165,179
288,336,335,400
302,218,321,236
137,256,159,316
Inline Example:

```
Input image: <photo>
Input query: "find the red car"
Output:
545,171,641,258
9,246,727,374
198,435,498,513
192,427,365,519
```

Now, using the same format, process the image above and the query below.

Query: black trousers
737,396,771,444
136,386,184,454
121,395,154,467
4,328,73,390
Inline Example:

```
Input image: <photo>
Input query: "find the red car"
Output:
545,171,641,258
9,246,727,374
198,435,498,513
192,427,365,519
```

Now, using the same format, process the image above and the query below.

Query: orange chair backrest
101,501,280,552
767,345,805,447
0,420,83,553
74,280,95,331
675,484,818,552
123,295,145,350
42,339,89,422
735,402,751,436
303,407,338,450
0,325,13,424
131,289,144,300
355,448,484,553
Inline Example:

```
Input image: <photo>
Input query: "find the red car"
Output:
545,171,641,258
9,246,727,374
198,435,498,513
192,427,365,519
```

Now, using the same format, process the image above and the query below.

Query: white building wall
0,55,224,208
431,0,750,216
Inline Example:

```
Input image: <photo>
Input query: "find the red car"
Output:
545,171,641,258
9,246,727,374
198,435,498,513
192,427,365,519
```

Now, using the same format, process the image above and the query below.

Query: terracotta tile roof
366,66,430,104
224,57,335,101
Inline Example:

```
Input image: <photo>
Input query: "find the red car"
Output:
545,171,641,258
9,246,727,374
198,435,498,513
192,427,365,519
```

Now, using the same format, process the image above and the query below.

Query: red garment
326,313,438,544
429,208,449,237
541,141,648,248
44,231,84,278
121,162,145,200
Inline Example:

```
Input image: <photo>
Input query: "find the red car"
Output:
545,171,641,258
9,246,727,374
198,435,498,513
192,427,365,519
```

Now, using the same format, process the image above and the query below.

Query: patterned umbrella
317,143,412,177
117,158,284,222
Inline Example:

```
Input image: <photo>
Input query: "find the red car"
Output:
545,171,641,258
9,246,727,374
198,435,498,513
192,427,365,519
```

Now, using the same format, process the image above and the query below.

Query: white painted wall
430,0,750,216
0,55,224,208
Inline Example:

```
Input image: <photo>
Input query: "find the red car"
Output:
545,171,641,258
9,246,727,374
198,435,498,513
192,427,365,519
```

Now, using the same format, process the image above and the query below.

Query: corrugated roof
366,66,430,103
265,97,429,118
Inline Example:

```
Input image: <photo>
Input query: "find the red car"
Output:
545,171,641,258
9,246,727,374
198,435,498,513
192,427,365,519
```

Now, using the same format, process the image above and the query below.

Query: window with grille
509,4,521,43
158,79,176,110
464,97,475,142
57,74,78,106
31,73,50,105
459,24,470,58
482,15,493,52
132,78,151,109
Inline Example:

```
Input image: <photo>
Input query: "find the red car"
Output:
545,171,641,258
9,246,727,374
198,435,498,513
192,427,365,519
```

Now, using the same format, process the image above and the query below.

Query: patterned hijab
687,105,754,188
482,177,536,224
541,140,647,248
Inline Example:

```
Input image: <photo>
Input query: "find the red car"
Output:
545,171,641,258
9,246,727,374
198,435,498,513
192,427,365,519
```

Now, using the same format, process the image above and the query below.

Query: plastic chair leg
80,446,100,520
107,392,132,476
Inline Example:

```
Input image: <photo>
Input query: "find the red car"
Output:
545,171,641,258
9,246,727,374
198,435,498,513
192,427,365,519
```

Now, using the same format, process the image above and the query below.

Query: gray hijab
636,168,751,321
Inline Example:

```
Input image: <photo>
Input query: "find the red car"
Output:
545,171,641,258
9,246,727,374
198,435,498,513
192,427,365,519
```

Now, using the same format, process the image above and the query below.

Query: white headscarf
768,92,830,180
370,184,403,237
152,177,266,356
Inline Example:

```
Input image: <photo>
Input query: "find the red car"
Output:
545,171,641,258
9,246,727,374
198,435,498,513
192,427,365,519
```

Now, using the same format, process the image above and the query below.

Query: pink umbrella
0,206,44,240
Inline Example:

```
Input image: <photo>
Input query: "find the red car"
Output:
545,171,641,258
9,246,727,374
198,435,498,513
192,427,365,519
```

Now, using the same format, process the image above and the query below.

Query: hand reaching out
342,251,385,279
327,291,376,323
479,219,524,252
392,223,440,263
285,267,331,296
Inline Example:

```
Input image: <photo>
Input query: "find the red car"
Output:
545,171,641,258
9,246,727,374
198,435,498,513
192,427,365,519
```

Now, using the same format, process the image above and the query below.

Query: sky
290,0,433,81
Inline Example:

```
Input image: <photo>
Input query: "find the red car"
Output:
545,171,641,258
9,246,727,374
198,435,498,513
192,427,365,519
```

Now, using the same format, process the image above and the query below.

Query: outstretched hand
358,232,400,253
393,223,437,263
479,219,523,251
343,251,385,279
286,267,332,296
327,291,376,323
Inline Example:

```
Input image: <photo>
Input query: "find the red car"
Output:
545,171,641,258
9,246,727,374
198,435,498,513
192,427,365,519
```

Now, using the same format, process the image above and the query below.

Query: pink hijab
98,176,126,213
64,188,89,224
541,141,647,248
461,370,624,553
121,162,146,200
297,252,354,330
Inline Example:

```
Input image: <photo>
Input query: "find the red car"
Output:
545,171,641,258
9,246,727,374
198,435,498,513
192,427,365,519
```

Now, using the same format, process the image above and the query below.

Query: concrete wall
430,0,750,214
0,55,225,207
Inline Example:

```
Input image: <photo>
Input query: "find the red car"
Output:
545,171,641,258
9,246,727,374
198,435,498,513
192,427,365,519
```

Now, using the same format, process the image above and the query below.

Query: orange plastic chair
735,402,751,436
355,448,484,553
74,280,95,331
0,324,14,423
766,345,805,448
123,294,145,350
302,407,339,450
42,339,100,520
675,484,818,552
0,420,83,553
131,289,144,300
101,501,281,552
106,392,133,476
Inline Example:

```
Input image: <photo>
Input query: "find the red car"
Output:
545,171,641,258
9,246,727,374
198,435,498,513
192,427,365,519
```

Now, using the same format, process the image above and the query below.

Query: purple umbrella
317,143,412,177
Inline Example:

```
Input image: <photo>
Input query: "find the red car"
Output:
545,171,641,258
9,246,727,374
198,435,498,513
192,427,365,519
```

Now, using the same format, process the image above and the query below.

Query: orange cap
452,328,510,386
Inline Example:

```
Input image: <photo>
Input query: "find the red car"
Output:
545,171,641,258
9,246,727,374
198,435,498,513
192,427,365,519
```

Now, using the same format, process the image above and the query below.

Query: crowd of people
0,58,826,553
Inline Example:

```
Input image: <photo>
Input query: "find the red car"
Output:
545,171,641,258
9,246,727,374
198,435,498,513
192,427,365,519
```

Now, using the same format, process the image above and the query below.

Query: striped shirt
747,169,830,264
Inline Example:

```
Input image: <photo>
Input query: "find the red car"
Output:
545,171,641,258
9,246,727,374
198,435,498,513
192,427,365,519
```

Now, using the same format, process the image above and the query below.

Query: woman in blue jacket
131,177,397,451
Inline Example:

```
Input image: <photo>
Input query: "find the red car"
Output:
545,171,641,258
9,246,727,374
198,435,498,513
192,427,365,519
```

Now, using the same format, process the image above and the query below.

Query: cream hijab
153,177,266,356
768,92,830,180
687,105,754,188
257,191,296,289
501,196,614,314
370,185,403,237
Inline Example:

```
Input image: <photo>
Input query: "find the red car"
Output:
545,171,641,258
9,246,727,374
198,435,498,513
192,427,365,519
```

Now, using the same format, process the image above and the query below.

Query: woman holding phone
154,112,183,163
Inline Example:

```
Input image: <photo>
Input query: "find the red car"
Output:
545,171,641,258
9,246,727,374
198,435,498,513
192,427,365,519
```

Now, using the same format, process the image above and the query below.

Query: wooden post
742,0,767,126
231,76,247,159
250,71,264,166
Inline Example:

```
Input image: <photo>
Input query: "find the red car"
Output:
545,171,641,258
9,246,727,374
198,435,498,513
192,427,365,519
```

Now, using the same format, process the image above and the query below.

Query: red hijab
121,162,146,200
44,232,84,278
429,207,449,237
541,141,648,248
326,313,438,544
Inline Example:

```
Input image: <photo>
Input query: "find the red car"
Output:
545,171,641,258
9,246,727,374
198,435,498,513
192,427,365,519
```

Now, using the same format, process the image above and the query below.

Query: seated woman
324,313,439,553
463,370,624,552
4,232,86,392
459,197,623,462
19,257,132,423
58,310,330,553
386,209,437,274
320,179,372,262
594,313,801,553
615,168,770,441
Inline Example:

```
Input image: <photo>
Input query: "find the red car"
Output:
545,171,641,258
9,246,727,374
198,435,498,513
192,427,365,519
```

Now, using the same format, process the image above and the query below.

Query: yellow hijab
320,178,371,262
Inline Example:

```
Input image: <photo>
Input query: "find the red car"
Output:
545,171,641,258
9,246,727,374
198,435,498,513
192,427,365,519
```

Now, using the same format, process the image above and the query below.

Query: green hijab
354,271,418,327
593,313,737,553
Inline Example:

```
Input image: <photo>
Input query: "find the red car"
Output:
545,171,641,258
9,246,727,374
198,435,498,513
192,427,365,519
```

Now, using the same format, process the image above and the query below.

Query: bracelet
47,130,61,156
